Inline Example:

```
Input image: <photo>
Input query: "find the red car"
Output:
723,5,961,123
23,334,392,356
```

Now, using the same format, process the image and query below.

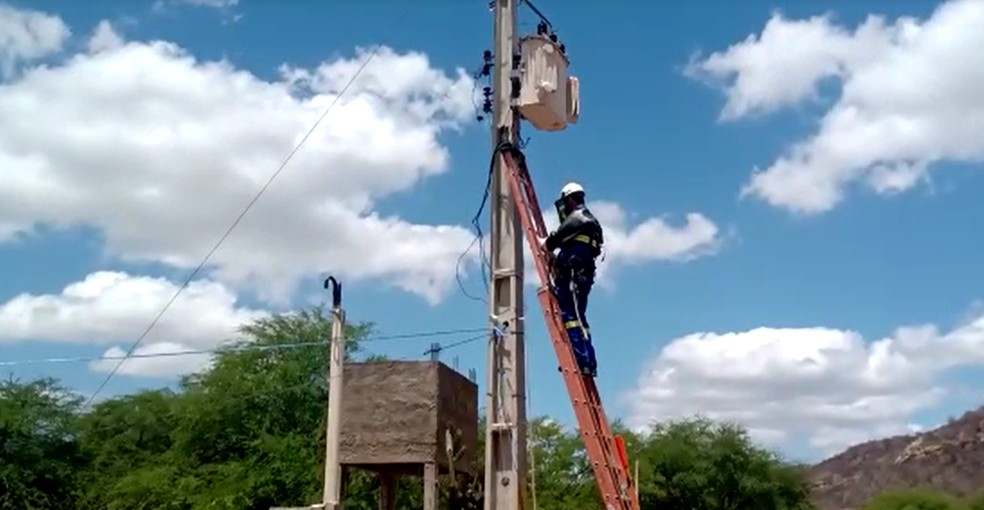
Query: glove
537,235,548,250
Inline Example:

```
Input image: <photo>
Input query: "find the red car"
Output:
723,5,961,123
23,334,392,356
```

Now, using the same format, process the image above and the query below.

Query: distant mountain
808,406,984,509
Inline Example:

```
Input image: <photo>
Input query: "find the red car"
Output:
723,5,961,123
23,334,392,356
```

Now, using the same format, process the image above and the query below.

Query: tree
527,417,599,510
77,307,379,510
863,489,966,510
637,416,814,510
0,377,86,510
1,306,829,510
75,388,180,509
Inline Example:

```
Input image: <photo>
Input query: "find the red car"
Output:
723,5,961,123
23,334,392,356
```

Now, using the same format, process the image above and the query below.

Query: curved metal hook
323,276,342,310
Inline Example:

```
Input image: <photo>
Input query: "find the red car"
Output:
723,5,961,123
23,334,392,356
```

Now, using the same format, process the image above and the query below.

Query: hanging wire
79,9,413,409
0,327,486,368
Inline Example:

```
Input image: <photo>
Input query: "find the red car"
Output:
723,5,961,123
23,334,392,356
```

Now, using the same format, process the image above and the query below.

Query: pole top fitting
323,276,342,310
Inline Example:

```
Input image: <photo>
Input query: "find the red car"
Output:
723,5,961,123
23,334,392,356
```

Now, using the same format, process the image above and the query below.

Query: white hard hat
560,182,584,198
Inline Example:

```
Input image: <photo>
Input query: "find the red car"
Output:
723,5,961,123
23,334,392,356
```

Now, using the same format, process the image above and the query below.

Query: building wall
339,360,478,473
436,363,479,474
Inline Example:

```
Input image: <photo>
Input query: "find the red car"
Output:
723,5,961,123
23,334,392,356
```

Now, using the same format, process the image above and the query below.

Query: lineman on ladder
539,182,604,377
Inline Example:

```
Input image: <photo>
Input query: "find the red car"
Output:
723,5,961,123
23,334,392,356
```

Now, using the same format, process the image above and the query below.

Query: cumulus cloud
687,0,984,214
0,8,722,306
0,2,70,76
87,20,123,54
0,271,265,346
175,0,239,6
589,201,721,265
0,271,265,377
625,306,984,456
153,0,239,11
0,14,480,304
89,341,214,378
532,200,721,287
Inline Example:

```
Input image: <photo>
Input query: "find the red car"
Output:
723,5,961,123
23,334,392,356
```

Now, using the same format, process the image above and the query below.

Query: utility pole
323,277,345,510
484,1,527,510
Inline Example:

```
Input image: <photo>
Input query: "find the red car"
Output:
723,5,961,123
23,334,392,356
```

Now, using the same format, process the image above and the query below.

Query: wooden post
423,462,438,510
378,471,396,510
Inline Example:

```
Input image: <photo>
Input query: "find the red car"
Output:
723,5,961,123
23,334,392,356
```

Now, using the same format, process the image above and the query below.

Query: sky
2,0,984,462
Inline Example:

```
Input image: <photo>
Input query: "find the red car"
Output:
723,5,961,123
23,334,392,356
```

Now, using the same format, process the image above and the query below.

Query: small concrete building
339,360,479,510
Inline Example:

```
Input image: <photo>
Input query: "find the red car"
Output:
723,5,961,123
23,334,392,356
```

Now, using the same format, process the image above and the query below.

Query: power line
521,0,555,32
454,60,496,305
81,42,394,410
420,332,486,357
1,327,487,368
367,326,486,342
454,139,501,304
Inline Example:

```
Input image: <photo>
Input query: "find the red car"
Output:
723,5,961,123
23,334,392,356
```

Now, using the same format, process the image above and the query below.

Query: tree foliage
0,377,84,509
634,416,814,510
862,489,967,510
1,307,820,509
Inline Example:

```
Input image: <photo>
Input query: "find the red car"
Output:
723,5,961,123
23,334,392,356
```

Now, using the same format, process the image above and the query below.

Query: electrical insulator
481,50,493,77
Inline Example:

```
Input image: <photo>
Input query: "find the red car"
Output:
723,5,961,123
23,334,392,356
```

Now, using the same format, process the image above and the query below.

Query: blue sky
3,0,984,461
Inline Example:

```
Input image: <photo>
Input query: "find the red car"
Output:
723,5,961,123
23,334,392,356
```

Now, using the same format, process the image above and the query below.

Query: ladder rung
499,148,639,510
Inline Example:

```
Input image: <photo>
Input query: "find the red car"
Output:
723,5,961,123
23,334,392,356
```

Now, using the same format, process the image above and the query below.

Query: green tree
79,307,378,510
2,305,830,510
75,388,180,509
0,377,86,510
863,489,966,510
527,417,599,510
637,416,814,510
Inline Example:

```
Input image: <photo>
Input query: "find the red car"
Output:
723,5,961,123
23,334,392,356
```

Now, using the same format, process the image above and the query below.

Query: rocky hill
808,406,984,509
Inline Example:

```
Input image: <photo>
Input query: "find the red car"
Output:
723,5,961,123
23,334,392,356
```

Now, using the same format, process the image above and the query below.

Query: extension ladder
500,146,640,510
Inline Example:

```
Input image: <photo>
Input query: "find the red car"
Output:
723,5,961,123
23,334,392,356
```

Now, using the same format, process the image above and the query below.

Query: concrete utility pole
323,277,345,510
484,1,527,510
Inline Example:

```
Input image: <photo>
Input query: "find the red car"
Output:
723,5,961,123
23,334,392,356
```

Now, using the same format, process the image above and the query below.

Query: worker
539,182,604,377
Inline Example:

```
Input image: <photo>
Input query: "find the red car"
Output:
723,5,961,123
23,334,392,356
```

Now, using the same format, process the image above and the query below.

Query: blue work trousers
553,258,597,374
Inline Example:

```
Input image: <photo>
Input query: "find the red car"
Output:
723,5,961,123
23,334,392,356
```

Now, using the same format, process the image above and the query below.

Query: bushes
864,489,984,510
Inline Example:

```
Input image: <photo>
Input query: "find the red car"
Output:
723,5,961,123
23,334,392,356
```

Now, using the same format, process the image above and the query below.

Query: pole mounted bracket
323,276,342,310
490,310,523,335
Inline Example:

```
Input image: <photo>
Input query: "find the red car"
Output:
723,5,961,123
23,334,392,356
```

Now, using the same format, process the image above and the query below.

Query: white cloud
0,10,723,306
0,3,70,76
687,0,984,214
0,13,483,305
625,306,984,456
0,271,265,377
533,200,721,287
590,201,721,266
87,20,123,54
89,341,213,378
0,271,265,346
175,0,238,6
154,0,238,10
154,0,242,23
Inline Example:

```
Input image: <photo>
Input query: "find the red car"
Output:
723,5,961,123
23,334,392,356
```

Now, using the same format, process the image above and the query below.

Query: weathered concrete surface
339,360,478,474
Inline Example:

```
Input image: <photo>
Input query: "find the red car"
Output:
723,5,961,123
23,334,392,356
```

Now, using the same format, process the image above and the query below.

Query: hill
809,406,984,509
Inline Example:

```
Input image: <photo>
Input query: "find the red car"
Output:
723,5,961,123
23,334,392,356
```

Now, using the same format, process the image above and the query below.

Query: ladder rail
499,147,640,510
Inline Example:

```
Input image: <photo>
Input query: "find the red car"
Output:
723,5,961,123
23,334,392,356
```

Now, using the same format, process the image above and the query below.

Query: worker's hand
537,236,548,250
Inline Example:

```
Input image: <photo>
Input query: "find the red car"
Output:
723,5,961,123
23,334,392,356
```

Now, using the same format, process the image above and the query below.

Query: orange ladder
499,145,640,510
